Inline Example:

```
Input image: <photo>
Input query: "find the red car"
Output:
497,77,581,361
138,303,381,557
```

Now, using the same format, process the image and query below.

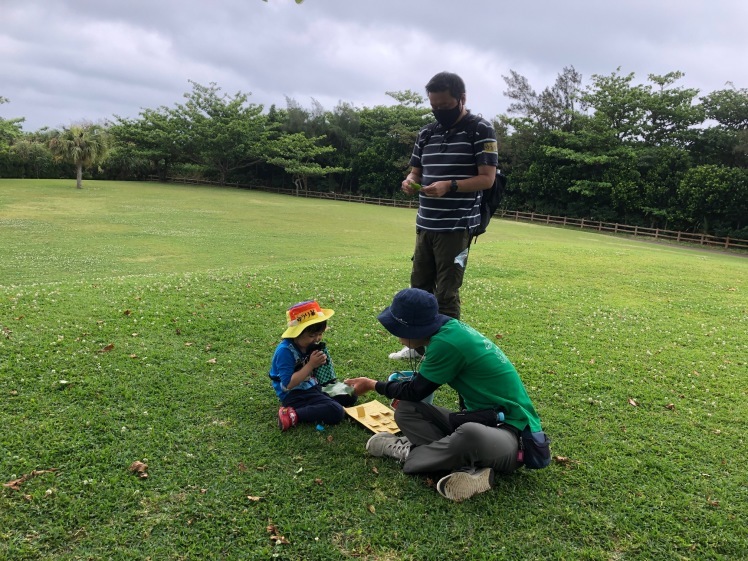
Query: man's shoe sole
436,468,494,502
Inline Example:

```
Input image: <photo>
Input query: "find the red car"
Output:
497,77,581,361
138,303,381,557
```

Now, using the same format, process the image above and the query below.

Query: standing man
390,71,498,361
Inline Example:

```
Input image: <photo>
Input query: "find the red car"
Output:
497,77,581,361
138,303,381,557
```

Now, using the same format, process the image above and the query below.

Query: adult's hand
421,181,449,197
343,377,377,396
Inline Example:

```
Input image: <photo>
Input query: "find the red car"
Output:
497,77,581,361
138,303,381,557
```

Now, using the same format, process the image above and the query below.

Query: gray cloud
2,0,746,131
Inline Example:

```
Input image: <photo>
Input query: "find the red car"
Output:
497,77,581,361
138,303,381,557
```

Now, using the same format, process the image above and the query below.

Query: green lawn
1,179,747,560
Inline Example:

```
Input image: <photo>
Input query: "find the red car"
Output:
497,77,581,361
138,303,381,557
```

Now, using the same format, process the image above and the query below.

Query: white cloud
1,0,747,131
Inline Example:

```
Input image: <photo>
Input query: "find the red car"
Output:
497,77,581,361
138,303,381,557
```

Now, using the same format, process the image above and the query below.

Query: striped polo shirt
409,114,498,232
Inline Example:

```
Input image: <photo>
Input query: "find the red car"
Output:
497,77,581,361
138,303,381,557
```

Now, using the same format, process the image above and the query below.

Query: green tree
171,81,271,184
110,106,184,181
266,132,348,194
503,66,583,131
352,94,430,196
677,164,748,235
642,71,704,147
10,138,54,179
48,123,110,189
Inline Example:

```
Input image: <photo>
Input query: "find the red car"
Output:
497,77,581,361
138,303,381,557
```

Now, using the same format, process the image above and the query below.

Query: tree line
1,67,747,238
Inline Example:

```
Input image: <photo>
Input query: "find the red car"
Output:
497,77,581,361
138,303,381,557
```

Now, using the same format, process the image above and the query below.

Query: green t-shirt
420,319,543,432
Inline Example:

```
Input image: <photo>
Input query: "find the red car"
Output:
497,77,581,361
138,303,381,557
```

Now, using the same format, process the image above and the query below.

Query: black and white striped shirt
410,115,498,232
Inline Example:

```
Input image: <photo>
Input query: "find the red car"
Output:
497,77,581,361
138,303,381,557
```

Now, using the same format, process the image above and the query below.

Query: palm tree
49,124,110,189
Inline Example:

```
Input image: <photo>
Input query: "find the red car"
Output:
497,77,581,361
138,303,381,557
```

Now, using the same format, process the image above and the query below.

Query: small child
269,300,354,431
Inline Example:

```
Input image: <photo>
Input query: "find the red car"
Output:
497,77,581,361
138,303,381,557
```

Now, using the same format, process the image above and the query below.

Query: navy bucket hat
377,288,451,340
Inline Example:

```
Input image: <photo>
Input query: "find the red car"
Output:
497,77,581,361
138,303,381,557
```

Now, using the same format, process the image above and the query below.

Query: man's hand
401,178,421,196
421,181,449,198
343,377,377,396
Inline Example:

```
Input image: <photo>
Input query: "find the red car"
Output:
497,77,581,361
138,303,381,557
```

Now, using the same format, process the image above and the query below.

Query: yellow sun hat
281,300,335,338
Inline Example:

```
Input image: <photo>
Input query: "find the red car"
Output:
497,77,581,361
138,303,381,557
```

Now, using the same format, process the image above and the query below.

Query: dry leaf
207,358,217,364
314,478,323,485
128,461,148,478
123,309,132,316
326,435,333,443
495,333,504,339
238,462,247,472
266,521,290,545
3,469,57,491
184,342,193,346
628,398,639,407
553,455,571,464
129,354,138,359
706,497,720,508
665,403,675,410
99,343,115,353
371,466,379,474
247,495,262,502
367,504,376,514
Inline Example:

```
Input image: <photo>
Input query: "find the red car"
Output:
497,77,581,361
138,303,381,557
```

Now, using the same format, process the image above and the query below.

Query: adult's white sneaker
388,346,422,360
436,468,494,502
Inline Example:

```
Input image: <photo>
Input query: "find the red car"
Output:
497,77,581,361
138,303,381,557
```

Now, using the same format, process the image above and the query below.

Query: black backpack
417,114,506,243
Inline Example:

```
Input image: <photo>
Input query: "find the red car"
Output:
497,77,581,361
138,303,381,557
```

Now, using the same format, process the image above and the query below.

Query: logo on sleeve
484,141,498,154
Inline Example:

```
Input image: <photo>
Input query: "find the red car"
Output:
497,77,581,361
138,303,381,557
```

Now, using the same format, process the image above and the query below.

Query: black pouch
519,429,551,469
448,409,499,431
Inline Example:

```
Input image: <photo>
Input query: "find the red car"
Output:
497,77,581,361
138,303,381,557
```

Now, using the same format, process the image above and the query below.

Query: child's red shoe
278,407,298,431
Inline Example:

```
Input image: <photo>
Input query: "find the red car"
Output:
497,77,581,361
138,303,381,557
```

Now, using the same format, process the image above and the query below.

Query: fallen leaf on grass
238,462,247,472
206,358,217,364
128,461,148,479
314,478,323,485
371,466,379,474
665,403,675,410
123,309,132,316
628,398,639,407
2,326,11,338
706,497,720,508
98,343,115,353
326,435,334,443
266,521,290,545
495,333,504,339
367,504,376,514
129,354,139,359
3,469,57,491
184,342,193,347
247,495,262,502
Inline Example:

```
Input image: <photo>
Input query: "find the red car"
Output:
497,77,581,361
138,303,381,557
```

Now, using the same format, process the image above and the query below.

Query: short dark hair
301,320,327,335
425,72,466,100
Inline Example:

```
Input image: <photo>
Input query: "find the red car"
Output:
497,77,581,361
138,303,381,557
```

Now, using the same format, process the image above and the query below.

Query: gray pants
410,229,470,319
395,401,520,475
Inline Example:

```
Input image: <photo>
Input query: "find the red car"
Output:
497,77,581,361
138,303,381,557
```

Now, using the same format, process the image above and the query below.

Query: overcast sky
2,0,746,132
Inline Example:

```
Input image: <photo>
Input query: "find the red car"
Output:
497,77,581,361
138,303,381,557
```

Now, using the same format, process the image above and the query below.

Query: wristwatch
450,179,459,193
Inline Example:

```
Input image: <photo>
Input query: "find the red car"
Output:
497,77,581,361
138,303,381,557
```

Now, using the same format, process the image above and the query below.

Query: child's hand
308,350,327,368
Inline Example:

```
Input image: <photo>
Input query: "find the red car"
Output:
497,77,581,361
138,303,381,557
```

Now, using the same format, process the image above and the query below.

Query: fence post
725,236,730,249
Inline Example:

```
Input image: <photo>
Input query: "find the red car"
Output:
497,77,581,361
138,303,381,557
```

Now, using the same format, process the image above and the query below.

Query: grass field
1,179,747,560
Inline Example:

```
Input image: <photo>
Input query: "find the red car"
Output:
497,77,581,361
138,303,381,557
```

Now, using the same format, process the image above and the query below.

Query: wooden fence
151,176,748,253
498,210,748,251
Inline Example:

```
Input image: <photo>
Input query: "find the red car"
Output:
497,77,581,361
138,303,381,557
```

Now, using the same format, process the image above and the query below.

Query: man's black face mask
432,101,462,128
